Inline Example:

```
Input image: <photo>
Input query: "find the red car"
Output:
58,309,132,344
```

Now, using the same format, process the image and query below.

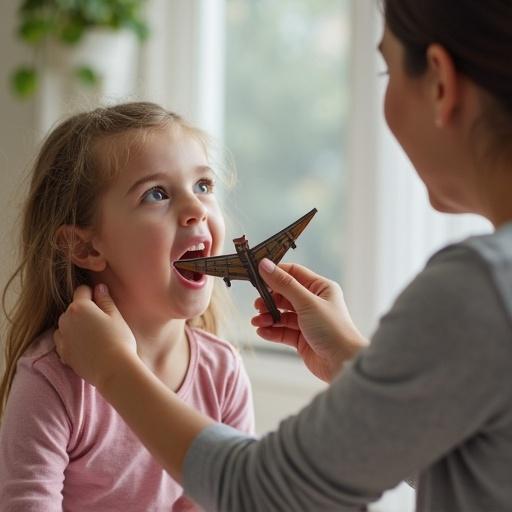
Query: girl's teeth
187,242,205,251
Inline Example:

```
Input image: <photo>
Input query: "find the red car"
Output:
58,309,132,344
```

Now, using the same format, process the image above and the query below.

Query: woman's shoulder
431,221,512,268
427,223,512,317
462,221,512,266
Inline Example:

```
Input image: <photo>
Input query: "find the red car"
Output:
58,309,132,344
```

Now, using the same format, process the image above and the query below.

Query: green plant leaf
75,65,99,87
16,1,149,46
20,0,49,13
19,18,51,44
11,67,38,98
59,19,85,44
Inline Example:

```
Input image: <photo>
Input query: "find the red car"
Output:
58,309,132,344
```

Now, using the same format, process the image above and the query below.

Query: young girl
0,102,254,510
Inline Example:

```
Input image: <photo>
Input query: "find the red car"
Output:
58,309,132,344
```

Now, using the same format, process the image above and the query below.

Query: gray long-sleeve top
183,223,512,511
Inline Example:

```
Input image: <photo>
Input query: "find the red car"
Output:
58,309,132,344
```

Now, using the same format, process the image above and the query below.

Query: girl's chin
171,301,210,321
170,283,214,318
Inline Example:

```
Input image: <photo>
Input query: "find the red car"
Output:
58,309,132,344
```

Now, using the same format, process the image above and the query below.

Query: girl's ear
426,43,459,128
55,225,107,272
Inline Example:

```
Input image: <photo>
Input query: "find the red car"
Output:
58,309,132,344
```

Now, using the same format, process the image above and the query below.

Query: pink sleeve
221,354,256,435
0,360,70,511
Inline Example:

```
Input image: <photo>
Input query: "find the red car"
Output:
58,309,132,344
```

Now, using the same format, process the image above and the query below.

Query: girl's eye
194,179,215,194
142,186,169,203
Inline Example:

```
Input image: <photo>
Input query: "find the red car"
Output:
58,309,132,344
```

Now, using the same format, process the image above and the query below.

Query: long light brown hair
1,102,231,420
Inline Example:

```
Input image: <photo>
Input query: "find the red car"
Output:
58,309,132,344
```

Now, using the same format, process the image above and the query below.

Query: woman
53,0,512,510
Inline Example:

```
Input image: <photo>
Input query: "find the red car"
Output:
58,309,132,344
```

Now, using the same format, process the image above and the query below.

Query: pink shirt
0,326,254,511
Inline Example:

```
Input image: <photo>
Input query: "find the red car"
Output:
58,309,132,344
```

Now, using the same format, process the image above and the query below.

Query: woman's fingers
257,260,312,310
73,284,93,302
255,325,300,350
275,262,330,293
252,310,299,329
254,293,294,313
252,311,300,351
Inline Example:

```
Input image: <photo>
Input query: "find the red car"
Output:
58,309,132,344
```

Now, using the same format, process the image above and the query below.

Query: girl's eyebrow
196,165,216,176
125,172,168,196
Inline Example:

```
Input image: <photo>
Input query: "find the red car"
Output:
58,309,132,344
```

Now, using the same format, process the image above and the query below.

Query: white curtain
139,0,225,139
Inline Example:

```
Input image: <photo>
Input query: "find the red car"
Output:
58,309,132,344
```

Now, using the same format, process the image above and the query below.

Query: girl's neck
124,314,190,392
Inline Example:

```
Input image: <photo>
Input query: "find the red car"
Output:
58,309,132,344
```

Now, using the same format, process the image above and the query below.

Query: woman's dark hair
383,0,512,115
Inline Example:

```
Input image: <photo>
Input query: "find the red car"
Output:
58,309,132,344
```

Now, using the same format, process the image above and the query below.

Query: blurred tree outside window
224,0,351,346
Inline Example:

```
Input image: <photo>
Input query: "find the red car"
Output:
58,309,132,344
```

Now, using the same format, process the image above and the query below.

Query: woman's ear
426,43,459,128
55,225,107,272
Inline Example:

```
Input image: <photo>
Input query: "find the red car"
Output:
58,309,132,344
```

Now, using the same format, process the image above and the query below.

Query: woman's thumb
93,284,119,316
258,259,311,310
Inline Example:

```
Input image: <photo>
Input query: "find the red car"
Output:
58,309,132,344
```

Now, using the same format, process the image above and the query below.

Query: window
224,0,351,344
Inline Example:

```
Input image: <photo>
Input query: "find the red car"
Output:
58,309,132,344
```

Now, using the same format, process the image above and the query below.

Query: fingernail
97,284,107,295
259,258,275,273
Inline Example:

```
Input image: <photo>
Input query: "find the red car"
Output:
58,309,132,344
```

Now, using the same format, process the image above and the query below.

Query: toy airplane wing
173,252,251,282
250,208,317,265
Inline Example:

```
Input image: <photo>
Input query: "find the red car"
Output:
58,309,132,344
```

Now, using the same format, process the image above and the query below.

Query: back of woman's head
0,102,225,418
383,0,512,153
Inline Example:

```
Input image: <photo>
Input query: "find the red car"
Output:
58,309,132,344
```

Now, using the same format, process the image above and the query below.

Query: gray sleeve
183,245,512,511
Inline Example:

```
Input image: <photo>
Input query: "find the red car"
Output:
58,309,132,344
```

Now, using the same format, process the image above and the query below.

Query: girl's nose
178,195,208,226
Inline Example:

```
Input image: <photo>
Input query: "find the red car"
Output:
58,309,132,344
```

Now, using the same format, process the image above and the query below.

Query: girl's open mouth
174,241,208,283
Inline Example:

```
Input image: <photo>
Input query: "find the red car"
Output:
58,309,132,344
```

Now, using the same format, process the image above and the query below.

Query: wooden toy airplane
173,208,317,323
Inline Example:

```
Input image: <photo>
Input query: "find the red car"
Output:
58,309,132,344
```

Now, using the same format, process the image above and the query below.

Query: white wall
0,1,39,350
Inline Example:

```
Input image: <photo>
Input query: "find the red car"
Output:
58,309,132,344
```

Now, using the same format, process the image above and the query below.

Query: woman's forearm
98,353,214,483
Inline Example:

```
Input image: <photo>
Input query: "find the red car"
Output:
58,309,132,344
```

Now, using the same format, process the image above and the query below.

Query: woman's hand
54,284,137,390
252,259,368,383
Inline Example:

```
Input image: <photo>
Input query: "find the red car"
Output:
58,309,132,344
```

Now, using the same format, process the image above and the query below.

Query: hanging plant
11,0,149,99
